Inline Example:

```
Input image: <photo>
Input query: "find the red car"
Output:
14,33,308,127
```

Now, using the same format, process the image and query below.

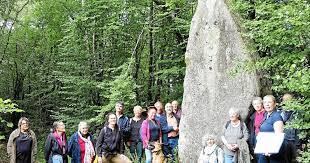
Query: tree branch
1,0,30,63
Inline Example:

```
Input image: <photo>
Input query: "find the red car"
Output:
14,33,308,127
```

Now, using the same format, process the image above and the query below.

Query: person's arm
221,124,227,145
7,130,15,159
248,115,256,151
140,120,149,145
274,121,284,133
158,116,173,134
158,122,163,144
120,117,130,133
221,124,235,151
31,130,38,161
67,134,74,157
242,122,249,141
222,135,234,151
221,136,228,146
125,118,131,133
119,130,124,154
273,112,284,133
96,128,105,157
44,134,52,162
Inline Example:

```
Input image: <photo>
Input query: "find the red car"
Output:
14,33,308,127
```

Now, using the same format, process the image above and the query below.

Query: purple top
175,109,182,119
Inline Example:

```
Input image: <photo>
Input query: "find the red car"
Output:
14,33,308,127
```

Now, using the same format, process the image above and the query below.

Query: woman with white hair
198,133,224,163
68,121,95,163
221,108,250,163
128,105,144,163
45,121,68,163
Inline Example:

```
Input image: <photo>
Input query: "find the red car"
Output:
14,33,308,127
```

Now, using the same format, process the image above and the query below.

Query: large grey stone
178,0,260,162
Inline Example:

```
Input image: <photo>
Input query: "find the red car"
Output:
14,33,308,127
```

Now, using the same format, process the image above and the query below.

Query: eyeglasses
21,123,29,125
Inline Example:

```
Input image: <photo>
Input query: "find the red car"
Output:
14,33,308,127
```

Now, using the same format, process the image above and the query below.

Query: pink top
254,110,265,135
140,119,162,148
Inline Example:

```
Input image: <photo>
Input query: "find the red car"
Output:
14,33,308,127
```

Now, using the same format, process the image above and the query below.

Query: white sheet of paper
254,132,284,154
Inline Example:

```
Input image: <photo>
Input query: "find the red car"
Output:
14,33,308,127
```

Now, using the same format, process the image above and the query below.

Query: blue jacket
155,114,174,145
118,115,130,142
118,115,129,132
278,109,300,144
68,132,95,163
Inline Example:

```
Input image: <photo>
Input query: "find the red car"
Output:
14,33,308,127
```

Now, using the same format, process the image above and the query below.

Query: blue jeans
168,137,179,161
145,148,152,163
162,144,169,157
52,155,63,163
224,154,234,163
168,137,179,149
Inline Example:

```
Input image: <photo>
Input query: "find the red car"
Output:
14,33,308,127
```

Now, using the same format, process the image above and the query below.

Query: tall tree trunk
12,60,24,128
155,50,163,101
147,0,154,104
90,32,102,106
131,29,145,101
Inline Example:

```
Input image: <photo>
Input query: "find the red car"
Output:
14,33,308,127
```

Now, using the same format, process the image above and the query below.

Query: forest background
0,0,309,162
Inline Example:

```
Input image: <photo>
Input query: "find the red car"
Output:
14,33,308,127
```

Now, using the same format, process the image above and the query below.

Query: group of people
198,94,300,163
6,100,182,163
6,94,301,163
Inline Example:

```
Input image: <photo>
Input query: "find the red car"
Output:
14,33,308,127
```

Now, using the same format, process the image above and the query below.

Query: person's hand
226,144,235,151
232,144,239,150
173,126,179,132
98,156,102,163
126,141,131,147
264,153,271,156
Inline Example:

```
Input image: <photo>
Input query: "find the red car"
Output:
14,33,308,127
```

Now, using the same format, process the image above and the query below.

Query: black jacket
249,113,256,153
95,126,124,157
44,133,68,163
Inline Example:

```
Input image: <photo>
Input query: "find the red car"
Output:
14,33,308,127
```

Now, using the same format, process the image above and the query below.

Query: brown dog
152,142,166,163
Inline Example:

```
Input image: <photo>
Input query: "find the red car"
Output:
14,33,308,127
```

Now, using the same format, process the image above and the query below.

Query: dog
152,142,167,163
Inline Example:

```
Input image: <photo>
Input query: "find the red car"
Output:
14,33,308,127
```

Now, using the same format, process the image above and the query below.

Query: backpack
129,118,133,125
225,121,244,131
225,121,246,139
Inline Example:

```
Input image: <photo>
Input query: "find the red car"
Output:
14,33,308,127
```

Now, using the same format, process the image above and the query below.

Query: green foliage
1,0,195,135
0,98,23,140
0,1,195,162
228,0,309,161
94,62,137,124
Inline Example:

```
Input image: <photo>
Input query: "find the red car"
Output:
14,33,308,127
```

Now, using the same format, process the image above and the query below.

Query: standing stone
179,0,259,162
